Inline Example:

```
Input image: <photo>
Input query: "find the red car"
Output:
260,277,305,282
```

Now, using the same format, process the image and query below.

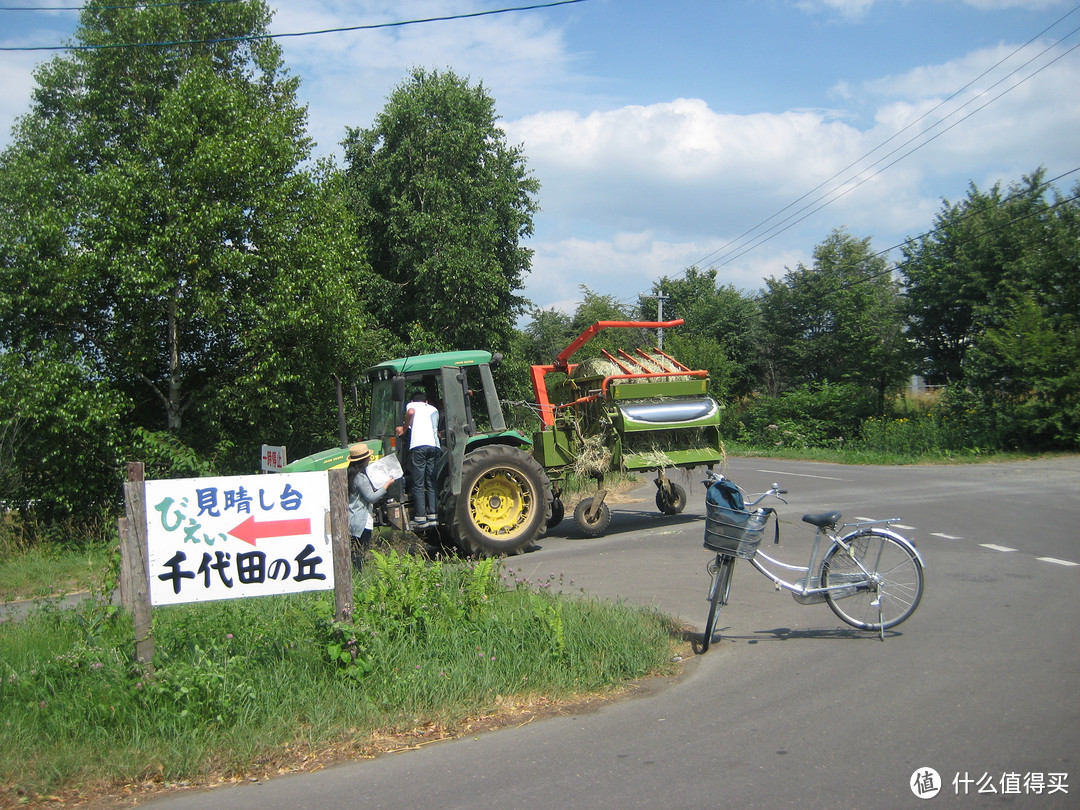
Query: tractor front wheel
447,445,553,556
547,497,565,529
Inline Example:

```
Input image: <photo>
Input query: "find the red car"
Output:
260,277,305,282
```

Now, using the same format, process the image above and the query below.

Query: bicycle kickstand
872,594,885,641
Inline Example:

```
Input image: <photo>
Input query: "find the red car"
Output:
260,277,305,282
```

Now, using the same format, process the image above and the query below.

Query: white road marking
852,517,914,530
1036,557,1079,567
930,533,963,540
980,544,1017,553
756,469,846,481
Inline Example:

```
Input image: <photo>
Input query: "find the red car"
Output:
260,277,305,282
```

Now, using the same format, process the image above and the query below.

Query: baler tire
574,497,611,537
656,482,687,515
547,497,565,529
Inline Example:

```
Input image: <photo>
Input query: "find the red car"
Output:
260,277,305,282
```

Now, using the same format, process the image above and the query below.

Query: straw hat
347,442,372,463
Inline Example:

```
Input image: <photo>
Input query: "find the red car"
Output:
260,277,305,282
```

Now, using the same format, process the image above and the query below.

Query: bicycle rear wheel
701,554,736,652
821,529,923,631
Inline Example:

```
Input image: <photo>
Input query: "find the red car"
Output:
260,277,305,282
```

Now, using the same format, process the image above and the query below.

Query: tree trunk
167,287,182,433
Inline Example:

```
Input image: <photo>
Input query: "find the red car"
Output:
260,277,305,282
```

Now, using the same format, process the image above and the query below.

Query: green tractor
286,319,721,553
284,350,553,557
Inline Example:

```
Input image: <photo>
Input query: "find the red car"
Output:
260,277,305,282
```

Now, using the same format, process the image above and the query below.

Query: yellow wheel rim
468,468,534,536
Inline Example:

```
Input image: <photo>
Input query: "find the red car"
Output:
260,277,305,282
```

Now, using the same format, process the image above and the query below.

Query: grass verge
0,541,113,603
0,550,683,807
722,441,1062,466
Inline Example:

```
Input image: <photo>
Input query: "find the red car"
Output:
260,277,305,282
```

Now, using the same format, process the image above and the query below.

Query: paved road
147,457,1080,809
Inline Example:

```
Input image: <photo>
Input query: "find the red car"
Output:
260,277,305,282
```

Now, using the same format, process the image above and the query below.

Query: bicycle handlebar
703,471,788,505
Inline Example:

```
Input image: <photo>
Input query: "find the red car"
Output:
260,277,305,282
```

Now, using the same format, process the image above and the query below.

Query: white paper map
366,454,403,490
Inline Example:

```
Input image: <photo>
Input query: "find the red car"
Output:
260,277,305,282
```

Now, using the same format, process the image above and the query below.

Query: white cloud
524,232,805,316
506,101,875,237
507,96,922,310
962,0,1070,9
0,56,38,137
797,0,1068,16
863,40,1080,176
273,0,582,159
508,28,1080,312
795,0,877,20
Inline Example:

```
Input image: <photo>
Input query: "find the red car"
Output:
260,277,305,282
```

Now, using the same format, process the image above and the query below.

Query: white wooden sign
260,444,287,472
144,471,332,606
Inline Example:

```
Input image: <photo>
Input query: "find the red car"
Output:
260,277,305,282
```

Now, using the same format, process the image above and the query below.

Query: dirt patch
560,474,652,508
12,639,697,810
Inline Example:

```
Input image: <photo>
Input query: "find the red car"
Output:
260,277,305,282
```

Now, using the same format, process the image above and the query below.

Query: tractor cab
366,350,522,493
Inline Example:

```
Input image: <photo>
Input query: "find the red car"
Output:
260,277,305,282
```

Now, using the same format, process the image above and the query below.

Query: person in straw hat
347,442,394,571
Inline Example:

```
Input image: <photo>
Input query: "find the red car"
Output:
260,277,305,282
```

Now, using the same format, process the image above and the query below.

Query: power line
778,168,1080,296
688,4,1080,275
601,167,1080,318
541,180,1080,324
0,0,591,51
878,168,1080,259
706,38,1080,275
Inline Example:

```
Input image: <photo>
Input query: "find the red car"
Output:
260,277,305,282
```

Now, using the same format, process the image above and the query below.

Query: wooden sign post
118,463,354,671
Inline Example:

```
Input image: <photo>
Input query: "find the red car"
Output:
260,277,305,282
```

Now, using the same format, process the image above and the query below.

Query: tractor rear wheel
447,445,552,556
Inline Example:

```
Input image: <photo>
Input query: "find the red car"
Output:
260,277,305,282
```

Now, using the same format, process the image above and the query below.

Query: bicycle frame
745,519,923,604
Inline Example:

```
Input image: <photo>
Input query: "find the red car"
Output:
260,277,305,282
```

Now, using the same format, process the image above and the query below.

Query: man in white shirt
396,391,441,529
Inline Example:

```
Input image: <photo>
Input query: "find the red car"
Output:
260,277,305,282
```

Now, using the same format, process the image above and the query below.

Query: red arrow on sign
228,515,311,546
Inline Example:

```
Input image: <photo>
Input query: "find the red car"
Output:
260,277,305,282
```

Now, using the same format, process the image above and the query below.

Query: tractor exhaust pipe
333,374,349,448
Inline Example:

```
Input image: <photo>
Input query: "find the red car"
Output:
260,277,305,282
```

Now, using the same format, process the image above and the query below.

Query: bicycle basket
704,503,769,558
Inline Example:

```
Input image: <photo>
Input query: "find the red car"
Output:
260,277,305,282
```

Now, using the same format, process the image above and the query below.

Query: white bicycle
700,473,925,652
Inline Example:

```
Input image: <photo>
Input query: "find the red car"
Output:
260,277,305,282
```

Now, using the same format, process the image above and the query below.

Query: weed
0,551,676,803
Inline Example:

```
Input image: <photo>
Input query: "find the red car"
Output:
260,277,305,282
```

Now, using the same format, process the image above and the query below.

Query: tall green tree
898,169,1075,384
899,169,1080,450
0,1,375,517
642,268,762,399
758,229,909,408
964,293,1080,448
342,67,540,353
520,307,576,367
0,347,129,519
567,286,644,362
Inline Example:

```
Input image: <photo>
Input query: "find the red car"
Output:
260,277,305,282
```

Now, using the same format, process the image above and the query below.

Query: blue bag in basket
706,477,745,512
704,478,767,557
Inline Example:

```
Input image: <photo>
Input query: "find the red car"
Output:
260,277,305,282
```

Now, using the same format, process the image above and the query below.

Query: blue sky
2,0,1079,319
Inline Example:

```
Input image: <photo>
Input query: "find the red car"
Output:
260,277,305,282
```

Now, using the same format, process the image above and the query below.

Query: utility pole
648,289,670,349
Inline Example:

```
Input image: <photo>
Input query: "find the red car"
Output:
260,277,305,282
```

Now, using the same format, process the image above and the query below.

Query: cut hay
572,431,612,477
570,354,693,387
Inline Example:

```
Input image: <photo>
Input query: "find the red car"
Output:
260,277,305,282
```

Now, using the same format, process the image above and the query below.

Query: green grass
0,550,680,805
722,441,1054,466
0,540,113,603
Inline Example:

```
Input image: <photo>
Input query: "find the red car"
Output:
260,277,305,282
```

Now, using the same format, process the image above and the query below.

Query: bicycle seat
802,511,842,528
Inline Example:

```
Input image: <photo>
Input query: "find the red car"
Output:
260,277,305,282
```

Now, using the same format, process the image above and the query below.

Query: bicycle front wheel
701,554,736,652
821,529,924,631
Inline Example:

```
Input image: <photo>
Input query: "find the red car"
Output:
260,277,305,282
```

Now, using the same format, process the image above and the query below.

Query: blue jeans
409,445,440,518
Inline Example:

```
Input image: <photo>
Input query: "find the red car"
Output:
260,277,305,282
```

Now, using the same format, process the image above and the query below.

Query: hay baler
529,320,725,536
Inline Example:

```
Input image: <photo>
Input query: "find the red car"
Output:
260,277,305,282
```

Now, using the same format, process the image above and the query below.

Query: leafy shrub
736,383,875,449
